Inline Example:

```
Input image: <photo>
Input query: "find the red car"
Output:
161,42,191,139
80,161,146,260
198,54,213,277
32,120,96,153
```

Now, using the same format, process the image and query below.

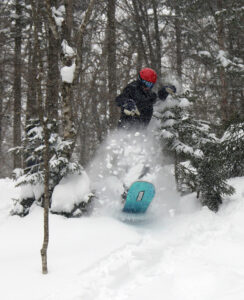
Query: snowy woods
1,0,243,212
0,0,244,296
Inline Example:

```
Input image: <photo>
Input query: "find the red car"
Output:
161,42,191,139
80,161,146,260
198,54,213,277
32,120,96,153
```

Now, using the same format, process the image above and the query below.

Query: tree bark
40,119,50,275
152,0,162,80
73,0,96,82
26,37,38,122
0,84,2,156
63,0,96,144
216,0,229,123
13,0,22,169
107,0,119,128
136,0,155,68
132,0,149,67
30,0,50,274
64,0,73,44
46,27,60,121
174,2,182,81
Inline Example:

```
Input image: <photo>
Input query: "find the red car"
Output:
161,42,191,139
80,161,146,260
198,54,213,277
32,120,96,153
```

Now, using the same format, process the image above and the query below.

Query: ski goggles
141,79,154,89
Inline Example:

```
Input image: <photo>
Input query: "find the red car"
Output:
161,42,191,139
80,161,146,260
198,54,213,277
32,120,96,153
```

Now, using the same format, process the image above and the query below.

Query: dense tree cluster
0,0,243,213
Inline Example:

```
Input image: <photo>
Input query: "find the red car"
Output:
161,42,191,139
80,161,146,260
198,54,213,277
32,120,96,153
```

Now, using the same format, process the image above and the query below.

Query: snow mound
0,178,20,219
51,171,93,216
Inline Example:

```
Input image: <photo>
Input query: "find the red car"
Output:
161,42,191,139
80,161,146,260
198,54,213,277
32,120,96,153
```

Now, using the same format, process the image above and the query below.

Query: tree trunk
26,38,38,123
216,0,229,123
0,85,2,156
152,0,162,81
63,0,96,145
132,0,149,66
46,27,60,121
40,119,50,274
13,0,22,169
107,0,118,128
136,1,155,68
64,0,73,44
31,0,50,273
174,151,180,192
174,3,182,81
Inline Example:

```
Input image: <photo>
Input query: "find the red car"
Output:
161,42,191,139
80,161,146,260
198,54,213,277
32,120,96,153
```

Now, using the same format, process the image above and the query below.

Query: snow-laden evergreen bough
220,122,244,178
153,92,234,212
10,119,93,217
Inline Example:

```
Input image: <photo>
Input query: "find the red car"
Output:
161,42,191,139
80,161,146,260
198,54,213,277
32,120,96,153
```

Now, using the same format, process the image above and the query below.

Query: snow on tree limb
45,0,59,40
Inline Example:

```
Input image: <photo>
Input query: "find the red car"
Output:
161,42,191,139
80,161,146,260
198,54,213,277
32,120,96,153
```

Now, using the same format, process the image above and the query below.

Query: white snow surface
51,172,91,213
1,127,244,299
1,174,244,299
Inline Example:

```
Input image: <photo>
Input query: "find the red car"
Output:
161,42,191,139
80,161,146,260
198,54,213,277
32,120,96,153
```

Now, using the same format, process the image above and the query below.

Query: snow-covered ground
1,176,244,300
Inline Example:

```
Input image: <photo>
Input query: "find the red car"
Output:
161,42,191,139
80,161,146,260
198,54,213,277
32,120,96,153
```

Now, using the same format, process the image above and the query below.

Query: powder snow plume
87,124,185,219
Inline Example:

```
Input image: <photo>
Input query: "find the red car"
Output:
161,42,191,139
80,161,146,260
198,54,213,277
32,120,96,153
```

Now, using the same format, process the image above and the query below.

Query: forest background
0,0,243,204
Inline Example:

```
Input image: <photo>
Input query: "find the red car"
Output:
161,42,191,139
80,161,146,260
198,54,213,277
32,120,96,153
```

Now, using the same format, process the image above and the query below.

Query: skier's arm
115,85,134,107
151,92,157,104
115,85,140,116
158,85,176,100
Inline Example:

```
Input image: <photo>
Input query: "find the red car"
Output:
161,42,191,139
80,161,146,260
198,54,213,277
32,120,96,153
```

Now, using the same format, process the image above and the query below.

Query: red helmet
139,68,157,84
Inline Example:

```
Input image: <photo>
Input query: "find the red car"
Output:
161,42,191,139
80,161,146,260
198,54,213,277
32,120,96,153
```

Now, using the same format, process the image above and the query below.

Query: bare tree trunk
136,1,155,68
44,0,96,155
152,0,161,80
63,0,96,145
0,84,2,156
216,0,228,123
136,43,143,73
26,36,38,122
107,0,119,128
46,27,60,121
40,0,97,179
40,119,50,274
30,0,50,274
174,3,182,81
13,0,22,169
64,0,73,44
73,0,96,82
174,151,181,192
132,0,149,66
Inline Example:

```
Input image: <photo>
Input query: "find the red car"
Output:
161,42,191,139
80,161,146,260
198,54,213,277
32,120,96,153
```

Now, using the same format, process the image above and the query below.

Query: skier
115,67,176,129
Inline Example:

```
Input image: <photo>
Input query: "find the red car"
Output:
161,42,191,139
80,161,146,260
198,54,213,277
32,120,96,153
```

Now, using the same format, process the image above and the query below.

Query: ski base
122,181,155,214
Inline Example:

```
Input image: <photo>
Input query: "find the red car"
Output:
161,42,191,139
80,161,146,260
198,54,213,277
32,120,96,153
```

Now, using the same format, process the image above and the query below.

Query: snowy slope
1,177,244,300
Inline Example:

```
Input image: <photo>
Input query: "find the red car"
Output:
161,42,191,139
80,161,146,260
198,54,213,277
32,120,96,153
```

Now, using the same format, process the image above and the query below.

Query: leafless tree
13,0,22,169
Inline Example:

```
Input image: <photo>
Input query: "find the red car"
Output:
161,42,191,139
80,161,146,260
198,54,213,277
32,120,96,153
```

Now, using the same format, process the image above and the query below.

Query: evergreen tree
194,141,234,212
10,119,87,217
155,91,234,211
221,121,244,178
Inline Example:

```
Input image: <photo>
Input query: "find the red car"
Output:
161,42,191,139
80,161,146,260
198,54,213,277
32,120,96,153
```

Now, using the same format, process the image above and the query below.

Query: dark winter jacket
115,80,155,129
115,80,168,129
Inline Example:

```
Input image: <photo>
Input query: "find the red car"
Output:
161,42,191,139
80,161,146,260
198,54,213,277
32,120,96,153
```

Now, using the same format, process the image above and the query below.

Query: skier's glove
158,85,176,100
166,85,176,95
122,99,140,116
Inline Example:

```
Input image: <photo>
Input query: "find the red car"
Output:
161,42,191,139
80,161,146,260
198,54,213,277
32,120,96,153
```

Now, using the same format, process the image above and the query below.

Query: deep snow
1,176,244,300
